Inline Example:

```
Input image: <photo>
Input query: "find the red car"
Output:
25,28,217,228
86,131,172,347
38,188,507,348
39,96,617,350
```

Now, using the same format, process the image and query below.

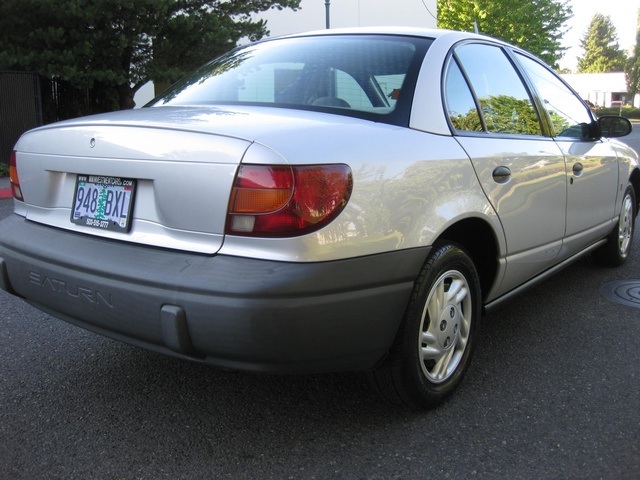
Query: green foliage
577,13,626,73
595,106,640,120
480,95,541,135
449,108,483,132
0,0,300,112
626,10,640,100
451,95,542,135
437,0,572,68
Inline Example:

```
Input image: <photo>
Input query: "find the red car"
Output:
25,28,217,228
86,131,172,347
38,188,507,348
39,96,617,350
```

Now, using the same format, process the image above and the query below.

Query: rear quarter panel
222,123,504,262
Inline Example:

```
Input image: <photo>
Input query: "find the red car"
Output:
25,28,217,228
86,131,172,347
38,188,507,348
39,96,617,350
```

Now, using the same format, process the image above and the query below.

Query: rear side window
515,53,594,140
444,58,482,132
452,43,543,136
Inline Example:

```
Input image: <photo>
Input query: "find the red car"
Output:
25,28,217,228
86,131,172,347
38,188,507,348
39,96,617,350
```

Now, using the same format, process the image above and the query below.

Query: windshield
148,35,432,126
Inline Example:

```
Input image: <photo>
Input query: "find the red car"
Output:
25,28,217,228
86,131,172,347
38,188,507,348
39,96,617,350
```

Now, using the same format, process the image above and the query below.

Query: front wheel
593,184,636,266
369,243,481,409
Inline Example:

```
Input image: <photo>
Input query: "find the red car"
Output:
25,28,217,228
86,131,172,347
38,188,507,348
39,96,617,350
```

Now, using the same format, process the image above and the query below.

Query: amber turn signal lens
229,165,294,214
9,151,23,201
230,187,292,213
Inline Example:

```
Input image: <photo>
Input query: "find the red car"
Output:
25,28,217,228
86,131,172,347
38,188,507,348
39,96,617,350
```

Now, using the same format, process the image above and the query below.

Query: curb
0,189,12,200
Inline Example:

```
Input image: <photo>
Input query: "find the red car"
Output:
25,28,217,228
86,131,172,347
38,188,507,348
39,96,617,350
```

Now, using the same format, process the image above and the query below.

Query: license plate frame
71,175,136,233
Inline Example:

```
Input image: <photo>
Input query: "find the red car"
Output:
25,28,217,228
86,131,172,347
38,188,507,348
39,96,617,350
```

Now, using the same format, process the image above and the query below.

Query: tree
626,10,640,101
0,0,300,112
577,13,626,73
437,0,572,69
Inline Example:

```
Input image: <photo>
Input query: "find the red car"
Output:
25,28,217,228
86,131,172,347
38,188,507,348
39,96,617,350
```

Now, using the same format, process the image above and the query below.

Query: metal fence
0,73,108,165
0,72,43,165
40,77,100,124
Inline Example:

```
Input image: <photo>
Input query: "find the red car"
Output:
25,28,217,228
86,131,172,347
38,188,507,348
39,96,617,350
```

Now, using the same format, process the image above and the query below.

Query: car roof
279,26,509,47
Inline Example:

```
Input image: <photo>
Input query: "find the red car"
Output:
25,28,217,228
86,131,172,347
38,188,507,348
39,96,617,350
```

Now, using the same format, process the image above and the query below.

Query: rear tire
369,243,481,409
593,184,636,266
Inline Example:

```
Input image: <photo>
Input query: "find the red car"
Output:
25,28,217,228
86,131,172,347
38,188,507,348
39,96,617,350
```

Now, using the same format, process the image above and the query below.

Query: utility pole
325,0,331,29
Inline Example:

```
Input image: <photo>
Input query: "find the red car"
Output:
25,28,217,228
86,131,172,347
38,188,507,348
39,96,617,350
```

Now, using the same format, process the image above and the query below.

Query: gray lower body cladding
0,215,430,373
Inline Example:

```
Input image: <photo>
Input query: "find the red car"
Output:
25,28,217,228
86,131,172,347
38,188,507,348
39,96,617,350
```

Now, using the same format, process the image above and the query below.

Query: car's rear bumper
0,215,429,373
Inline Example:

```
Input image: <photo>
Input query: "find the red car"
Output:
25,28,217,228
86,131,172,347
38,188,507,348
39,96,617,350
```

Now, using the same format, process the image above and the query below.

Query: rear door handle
492,166,511,184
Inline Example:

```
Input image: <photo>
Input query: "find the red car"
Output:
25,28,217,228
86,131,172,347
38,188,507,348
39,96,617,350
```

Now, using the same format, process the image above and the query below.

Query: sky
257,0,640,71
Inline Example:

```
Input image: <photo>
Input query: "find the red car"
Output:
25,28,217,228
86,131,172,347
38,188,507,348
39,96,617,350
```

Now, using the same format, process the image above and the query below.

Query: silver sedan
1,27,638,409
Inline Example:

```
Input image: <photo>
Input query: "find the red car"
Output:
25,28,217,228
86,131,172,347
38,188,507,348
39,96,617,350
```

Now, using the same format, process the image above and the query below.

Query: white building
257,0,438,37
561,72,637,108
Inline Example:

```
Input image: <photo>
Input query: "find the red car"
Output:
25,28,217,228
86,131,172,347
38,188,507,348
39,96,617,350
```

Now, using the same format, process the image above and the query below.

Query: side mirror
598,115,632,138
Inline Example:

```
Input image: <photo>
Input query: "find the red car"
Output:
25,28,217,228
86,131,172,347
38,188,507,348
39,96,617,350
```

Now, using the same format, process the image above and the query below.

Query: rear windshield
148,35,432,126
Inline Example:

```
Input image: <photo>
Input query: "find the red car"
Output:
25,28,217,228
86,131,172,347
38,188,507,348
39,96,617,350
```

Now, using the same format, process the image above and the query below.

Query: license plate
71,175,136,232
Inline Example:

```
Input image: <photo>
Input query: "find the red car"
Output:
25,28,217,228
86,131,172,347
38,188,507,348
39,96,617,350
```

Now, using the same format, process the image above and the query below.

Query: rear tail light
9,151,23,201
227,164,352,237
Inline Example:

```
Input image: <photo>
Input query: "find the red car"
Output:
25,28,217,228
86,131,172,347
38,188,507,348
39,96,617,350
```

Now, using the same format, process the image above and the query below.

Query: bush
0,162,9,178
594,106,640,119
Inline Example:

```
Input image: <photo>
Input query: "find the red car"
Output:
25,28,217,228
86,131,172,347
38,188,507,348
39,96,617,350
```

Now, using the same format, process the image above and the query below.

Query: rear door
444,42,567,294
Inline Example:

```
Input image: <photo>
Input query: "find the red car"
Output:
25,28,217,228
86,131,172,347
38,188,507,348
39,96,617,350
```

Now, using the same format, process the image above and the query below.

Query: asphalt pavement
0,131,639,478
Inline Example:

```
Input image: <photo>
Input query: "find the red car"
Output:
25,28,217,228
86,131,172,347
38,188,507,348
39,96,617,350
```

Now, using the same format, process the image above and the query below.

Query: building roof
561,72,627,94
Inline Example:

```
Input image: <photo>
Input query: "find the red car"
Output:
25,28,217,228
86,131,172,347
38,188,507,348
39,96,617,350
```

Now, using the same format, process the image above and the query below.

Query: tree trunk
118,84,136,110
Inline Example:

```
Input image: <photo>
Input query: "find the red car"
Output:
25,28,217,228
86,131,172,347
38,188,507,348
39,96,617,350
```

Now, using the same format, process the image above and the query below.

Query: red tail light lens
227,164,352,237
9,151,23,201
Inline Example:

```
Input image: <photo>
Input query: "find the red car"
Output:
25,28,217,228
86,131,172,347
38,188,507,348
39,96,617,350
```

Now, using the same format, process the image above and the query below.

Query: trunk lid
14,107,255,254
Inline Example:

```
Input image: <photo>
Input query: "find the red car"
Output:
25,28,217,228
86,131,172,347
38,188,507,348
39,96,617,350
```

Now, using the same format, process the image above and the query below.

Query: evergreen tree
0,0,300,111
437,0,572,68
577,13,626,73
